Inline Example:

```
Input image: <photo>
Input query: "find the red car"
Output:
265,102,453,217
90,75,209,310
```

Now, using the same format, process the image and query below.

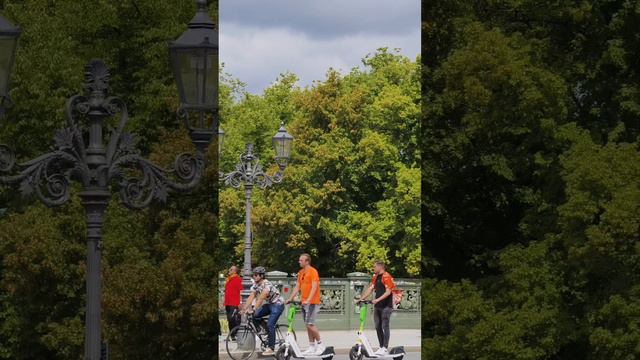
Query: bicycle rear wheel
226,324,257,360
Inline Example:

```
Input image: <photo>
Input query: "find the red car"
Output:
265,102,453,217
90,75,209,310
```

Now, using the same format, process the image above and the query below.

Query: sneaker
314,343,326,356
374,347,388,355
262,348,276,356
302,344,317,355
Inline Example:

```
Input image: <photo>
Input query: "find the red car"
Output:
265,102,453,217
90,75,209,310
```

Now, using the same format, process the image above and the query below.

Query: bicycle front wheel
226,324,257,360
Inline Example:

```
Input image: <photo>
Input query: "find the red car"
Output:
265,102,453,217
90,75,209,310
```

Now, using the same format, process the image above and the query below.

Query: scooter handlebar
355,299,373,305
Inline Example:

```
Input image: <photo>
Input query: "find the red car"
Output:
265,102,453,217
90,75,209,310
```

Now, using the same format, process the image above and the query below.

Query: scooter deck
357,345,405,359
291,354,335,359
290,346,335,359
359,354,405,359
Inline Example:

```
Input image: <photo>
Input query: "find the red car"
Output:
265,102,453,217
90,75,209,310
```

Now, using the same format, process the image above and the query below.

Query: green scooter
349,300,405,360
275,301,335,360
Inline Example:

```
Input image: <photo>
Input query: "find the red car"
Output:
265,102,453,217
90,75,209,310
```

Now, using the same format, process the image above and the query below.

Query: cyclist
358,261,395,355
240,266,285,356
285,253,325,355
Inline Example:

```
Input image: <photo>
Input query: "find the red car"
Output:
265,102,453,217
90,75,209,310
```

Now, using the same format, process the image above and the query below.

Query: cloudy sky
220,0,421,94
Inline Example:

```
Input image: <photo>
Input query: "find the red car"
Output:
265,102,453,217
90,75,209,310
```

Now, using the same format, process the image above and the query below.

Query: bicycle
225,309,296,360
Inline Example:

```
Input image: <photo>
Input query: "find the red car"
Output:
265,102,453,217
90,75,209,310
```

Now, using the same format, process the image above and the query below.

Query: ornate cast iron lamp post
219,123,294,302
0,1,217,359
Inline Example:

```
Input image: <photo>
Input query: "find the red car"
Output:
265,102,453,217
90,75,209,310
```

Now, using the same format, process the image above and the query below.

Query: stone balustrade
219,271,422,331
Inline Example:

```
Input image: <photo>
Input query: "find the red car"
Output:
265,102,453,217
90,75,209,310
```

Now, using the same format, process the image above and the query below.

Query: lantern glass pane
203,51,217,107
217,128,224,154
273,137,293,159
0,36,17,96
176,50,217,107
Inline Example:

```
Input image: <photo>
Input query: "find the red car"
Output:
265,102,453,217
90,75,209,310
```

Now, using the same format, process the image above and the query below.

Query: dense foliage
218,49,421,278
424,1,640,358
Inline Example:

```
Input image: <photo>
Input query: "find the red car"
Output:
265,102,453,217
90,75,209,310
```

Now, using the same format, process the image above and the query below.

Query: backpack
392,288,403,309
376,272,403,309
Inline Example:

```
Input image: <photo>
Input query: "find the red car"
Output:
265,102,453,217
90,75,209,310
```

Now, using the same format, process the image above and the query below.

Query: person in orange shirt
358,260,396,355
285,253,325,355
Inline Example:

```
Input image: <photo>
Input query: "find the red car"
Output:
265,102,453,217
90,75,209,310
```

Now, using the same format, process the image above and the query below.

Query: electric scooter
349,300,405,360
275,301,335,360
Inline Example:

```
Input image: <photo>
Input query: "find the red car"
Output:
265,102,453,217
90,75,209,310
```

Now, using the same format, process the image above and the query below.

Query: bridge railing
219,271,422,331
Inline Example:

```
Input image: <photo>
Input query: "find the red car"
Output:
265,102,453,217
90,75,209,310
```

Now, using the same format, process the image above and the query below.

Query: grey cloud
219,0,420,94
220,0,420,39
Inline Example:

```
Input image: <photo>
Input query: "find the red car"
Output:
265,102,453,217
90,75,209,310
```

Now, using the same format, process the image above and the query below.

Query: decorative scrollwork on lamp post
1,60,207,208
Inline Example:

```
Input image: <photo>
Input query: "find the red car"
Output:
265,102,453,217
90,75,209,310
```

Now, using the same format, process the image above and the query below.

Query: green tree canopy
219,49,421,278
424,1,640,358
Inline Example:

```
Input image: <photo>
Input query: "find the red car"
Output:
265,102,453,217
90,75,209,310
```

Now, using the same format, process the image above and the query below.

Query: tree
219,49,422,277
424,1,640,358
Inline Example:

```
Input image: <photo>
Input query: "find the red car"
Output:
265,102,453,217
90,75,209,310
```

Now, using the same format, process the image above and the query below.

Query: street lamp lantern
169,0,218,111
0,13,20,118
272,121,294,163
169,0,218,151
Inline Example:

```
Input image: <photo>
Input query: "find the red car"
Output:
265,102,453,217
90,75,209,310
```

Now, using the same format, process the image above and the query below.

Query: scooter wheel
275,346,290,360
349,345,363,360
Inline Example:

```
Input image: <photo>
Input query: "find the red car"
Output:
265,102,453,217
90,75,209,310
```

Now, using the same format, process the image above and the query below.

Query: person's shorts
301,304,320,325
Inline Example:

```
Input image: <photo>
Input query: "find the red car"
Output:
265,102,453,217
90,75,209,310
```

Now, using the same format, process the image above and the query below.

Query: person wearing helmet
241,266,285,356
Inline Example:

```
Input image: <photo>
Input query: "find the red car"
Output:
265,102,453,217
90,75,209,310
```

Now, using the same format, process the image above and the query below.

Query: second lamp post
219,122,294,302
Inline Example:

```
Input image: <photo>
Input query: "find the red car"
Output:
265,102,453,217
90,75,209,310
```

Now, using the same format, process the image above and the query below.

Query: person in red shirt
224,265,243,331
286,253,325,355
